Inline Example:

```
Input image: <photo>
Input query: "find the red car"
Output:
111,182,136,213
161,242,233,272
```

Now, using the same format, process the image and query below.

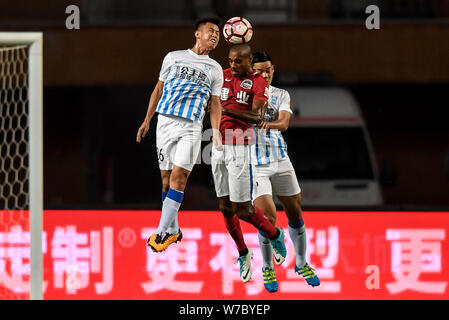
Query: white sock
156,189,183,235
288,221,307,269
162,190,180,234
167,216,179,234
258,231,273,269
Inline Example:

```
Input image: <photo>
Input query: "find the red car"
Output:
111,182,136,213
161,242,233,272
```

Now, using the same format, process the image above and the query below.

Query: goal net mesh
0,44,31,300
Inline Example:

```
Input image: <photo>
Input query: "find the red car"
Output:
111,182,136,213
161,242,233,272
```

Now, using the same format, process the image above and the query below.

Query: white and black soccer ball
223,17,253,44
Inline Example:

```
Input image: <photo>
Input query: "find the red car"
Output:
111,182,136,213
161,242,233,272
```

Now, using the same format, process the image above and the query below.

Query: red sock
224,214,247,252
248,207,278,239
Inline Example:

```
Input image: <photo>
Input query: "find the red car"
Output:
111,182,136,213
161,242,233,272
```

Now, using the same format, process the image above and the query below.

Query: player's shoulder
223,68,233,78
164,49,190,58
250,72,268,92
270,85,290,97
160,50,183,62
251,71,268,84
207,57,223,70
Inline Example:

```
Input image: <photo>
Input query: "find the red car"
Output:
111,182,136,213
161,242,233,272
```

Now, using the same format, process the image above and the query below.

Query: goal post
0,32,43,300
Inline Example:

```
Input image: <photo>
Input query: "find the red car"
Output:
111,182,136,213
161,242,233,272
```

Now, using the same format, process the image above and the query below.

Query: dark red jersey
220,68,269,144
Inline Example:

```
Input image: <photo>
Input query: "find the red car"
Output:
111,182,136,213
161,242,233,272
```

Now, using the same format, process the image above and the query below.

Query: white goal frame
0,32,43,300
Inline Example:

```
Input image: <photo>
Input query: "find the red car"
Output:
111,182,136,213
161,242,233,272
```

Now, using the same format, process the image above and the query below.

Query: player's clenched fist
136,120,150,142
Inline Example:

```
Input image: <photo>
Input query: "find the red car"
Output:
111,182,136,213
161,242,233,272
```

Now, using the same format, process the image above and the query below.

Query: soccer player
211,44,287,283
136,18,223,253
252,51,320,292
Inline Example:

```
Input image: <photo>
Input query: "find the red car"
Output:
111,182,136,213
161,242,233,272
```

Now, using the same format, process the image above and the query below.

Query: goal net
0,33,43,300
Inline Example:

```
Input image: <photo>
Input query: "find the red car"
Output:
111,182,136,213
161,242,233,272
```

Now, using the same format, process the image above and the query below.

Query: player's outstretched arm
222,99,267,125
258,110,291,131
222,107,263,124
209,95,223,150
136,80,164,142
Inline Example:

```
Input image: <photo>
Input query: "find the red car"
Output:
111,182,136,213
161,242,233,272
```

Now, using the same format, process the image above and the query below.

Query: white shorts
156,113,202,172
211,144,256,203
255,157,301,198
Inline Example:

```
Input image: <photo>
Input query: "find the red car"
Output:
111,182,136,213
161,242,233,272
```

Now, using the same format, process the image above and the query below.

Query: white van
281,87,383,207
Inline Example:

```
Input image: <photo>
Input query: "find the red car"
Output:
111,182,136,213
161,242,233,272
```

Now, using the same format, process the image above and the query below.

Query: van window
283,127,375,180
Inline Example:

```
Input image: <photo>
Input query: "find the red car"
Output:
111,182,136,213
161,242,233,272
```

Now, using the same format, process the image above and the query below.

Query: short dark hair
252,51,273,64
229,44,252,58
194,17,220,31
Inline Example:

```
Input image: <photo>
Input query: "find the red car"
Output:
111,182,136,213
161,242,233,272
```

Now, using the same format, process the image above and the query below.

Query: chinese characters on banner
0,211,447,299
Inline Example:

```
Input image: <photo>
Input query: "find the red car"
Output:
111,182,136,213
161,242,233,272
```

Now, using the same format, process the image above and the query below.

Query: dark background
1,0,448,210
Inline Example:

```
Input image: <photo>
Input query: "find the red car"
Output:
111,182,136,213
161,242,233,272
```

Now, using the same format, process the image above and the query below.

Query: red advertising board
0,210,448,299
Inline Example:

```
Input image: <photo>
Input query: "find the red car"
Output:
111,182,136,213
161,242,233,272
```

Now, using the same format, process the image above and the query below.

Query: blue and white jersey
156,49,223,123
254,85,292,165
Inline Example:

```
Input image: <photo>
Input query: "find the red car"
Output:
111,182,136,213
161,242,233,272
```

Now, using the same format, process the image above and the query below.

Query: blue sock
288,219,304,229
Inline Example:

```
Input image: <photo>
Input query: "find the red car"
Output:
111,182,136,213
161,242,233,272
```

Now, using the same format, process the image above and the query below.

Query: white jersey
156,49,223,123
254,85,292,165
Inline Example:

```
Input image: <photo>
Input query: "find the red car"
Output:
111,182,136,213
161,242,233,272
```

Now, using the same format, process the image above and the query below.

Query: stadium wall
40,24,449,85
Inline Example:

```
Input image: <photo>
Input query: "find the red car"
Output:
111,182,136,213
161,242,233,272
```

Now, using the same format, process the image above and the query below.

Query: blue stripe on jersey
283,136,288,155
157,76,177,113
185,85,202,119
177,82,195,117
254,128,262,166
277,131,286,158
268,130,279,161
170,81,192,115
254,128,289,165
194,88,209,122
162,77,184,114
264,130,271,163
186,86,208,120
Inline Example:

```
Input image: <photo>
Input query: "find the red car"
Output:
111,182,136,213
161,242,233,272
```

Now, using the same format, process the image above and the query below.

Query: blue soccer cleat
270,227,287,265
295,263,320,287
262,267,278,293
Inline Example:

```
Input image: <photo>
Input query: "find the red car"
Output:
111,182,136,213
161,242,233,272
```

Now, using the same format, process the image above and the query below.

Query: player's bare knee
235,204,253,222
262,207,277,226
219,204,233,218
169,172,189,191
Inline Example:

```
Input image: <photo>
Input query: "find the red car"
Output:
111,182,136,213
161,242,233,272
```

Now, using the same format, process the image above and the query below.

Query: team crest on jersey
240,79,253,89
270,96,278,106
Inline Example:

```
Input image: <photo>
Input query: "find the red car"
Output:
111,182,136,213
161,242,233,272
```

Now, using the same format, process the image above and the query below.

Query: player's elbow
279,123,289,131
278,118,290,131
254,114,264,125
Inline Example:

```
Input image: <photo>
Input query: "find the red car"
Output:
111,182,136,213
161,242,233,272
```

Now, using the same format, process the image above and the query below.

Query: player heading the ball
211,44,287,283
136,17,223,253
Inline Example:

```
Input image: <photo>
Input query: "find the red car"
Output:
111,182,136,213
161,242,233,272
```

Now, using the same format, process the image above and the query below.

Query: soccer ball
223,17,253,44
